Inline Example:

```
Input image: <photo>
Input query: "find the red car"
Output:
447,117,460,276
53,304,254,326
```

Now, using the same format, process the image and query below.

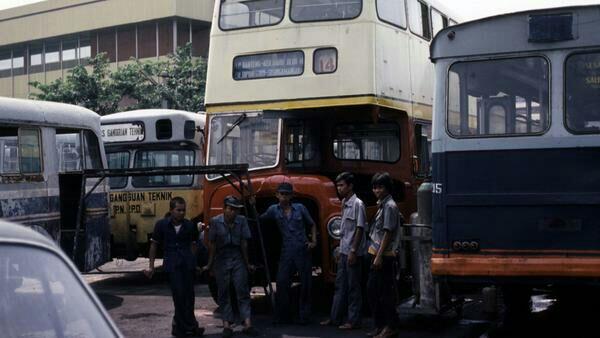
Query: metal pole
72,174,88,266
243,172,276,312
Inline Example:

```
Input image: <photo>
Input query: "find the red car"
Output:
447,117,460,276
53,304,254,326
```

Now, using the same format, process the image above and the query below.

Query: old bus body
101,110,205,260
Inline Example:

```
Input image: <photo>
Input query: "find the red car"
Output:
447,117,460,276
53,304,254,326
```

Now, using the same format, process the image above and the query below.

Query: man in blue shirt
259,182,317,324
145,197,204,337
202,196,258,338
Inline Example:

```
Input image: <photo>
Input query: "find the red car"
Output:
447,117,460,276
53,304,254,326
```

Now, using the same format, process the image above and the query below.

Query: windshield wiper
217,113,247,144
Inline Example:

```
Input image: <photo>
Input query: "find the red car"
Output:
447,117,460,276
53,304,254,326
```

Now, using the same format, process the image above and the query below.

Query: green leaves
29,43,207,115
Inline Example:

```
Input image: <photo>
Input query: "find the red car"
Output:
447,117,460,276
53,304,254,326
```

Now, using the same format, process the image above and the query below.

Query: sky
0,0,599,21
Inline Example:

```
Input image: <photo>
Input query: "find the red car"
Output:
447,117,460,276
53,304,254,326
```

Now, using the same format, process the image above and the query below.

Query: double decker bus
101,110,205,260
204,0,458,284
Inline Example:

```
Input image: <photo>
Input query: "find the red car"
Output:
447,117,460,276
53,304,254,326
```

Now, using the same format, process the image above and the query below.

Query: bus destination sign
233,51,304,80
101,123,145,143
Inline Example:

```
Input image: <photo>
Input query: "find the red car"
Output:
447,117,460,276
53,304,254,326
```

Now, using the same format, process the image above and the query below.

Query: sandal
338,323,360,330
320,319,333,326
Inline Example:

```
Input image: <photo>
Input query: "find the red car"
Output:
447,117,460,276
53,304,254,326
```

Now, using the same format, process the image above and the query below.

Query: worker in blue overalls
145,196,205,337
259,182,317,325
202,195,259,338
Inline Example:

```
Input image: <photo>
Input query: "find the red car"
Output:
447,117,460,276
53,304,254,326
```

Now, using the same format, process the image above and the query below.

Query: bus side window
0,127,19,175
83,130,103,169
56,129,82,172
414,123,431,177
19,128,42,174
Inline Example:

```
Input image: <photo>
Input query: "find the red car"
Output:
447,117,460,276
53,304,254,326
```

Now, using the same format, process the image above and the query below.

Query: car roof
0,219,57,248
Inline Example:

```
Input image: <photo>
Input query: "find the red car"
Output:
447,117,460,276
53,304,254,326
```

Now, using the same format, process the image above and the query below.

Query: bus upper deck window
219,0,285,30
291,0,362,22
156,119,172,140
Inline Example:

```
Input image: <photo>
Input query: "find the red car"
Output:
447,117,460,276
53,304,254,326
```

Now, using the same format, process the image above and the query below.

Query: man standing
321,172,366,329
366,172,402,338
202,196,258,338
145,197,204,337
259,182,317,324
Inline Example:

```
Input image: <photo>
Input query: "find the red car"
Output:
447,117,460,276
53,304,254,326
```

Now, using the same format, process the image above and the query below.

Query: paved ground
85,259,600,338
85,259,492,338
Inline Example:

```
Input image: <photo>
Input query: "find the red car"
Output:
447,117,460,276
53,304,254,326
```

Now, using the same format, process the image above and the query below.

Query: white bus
101,109,205,260
204,0,459,285
0,97,110,271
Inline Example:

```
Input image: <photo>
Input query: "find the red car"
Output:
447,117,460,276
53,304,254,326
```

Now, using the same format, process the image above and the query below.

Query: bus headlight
327,216,342,240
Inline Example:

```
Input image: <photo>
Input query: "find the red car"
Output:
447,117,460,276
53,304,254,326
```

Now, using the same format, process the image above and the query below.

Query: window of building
291,0,362,22
0,51,11,78
117,26,136,61
106,151,130,188
177,21,191,49
447,57,550,137
408,0,431,40
44,40,60,71
98,29,116,62
11,48,25,76
132,150,194,187
62,38,78,69
158,21,173,56
79,35,92,61
376,0,407,29
29,43,43,73
191,23,209,57
333,123,400,162
219,0,285,30
431,7,448,37
137,23,157,59
565,52,600,134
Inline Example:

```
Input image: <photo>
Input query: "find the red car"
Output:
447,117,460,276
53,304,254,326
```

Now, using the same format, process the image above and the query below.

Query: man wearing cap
203,196,258,337
145,197,204,337
259,182,317,324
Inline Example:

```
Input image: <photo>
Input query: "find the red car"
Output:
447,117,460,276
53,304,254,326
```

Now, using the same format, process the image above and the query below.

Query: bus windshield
132,150,194,187
220,0,285,30
208,114,279,178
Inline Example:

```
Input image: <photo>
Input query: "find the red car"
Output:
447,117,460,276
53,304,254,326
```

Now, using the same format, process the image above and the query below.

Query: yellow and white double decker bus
204,0,459,284
101,109,205,260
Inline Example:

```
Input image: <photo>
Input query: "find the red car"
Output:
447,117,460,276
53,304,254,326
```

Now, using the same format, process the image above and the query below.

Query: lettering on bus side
109,191,173,203
432,183,443,194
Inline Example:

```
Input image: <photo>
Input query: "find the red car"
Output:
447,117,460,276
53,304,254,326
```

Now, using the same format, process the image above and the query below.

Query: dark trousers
215,257,251,323
367,254,397,329
330,253,362,326
276,247,312,322
169,267,198,333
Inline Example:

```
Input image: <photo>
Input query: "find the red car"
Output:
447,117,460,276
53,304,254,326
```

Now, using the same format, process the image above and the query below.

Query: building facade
0,0,215,98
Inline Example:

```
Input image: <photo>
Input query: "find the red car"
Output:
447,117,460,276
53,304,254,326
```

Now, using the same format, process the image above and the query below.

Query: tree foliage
29,43,207,115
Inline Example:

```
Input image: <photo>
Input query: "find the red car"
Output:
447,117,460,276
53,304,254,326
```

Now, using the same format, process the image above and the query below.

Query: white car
0,220,122,337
